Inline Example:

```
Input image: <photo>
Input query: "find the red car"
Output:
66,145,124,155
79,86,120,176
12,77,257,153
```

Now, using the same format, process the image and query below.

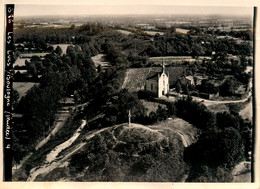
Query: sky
14,4,253,17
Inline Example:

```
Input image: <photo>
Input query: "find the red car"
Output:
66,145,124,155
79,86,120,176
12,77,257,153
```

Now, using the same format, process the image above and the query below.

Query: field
239,98,253,122
91,54,110,68
144,30,165,35
14,57,30,67
176,28,190,34
50,44,72,55
116,29,133,35
140,99,166,114
122,68,151,91
13,82,39,99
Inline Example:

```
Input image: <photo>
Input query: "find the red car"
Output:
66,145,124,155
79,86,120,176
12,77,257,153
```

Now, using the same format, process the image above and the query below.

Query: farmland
14,57,30,67
144,30,165,35
116,29,133,35
122,68,151,91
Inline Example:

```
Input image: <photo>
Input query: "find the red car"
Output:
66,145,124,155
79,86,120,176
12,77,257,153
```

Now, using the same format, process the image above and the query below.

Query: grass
91,54,110,68
207,103,230,113
14,57,30,67
117,124,163,143
140,99,166,114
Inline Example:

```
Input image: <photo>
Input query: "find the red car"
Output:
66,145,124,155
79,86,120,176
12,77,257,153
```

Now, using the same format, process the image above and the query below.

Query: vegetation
39,124,188,182
12,21,253,182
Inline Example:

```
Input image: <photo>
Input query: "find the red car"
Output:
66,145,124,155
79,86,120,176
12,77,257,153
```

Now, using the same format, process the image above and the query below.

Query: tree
198,80,218,94
70,24,75,30
166,102,176,115
12,89,19,110
185,127,245,169
176,81,182,93
104,89,147,125
175,96,216,130
55,46,63,56
155,105,168,121
219,77,237,96
216,112,240,130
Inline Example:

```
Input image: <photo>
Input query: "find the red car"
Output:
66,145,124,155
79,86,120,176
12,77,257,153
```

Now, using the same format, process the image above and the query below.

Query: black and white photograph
1,0,260,187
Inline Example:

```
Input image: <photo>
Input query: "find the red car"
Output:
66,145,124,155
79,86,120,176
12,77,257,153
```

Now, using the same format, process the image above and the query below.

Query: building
179,76,195,87
145,63,169,97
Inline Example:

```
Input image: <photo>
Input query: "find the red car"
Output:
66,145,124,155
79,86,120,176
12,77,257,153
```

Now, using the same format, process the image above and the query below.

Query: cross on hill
128,110,131,126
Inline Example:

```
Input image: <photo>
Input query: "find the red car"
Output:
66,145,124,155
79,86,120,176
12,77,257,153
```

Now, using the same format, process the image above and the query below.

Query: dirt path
168,91,251,107
239,97,252,121
35,114,70,150
45,120,87,163
27,126,109,181
177,132,189,147
35,102,89,150
121,70,129,89
12,153,32,172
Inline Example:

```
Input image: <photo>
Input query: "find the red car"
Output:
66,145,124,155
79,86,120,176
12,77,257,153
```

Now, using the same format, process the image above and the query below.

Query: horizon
14,5,253,17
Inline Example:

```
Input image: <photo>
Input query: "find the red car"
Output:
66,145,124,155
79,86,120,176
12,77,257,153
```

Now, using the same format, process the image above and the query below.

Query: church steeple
162,58,165,73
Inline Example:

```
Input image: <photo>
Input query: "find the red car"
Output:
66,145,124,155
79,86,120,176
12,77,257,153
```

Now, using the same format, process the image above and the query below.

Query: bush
175,96,216,130
184,127,245,169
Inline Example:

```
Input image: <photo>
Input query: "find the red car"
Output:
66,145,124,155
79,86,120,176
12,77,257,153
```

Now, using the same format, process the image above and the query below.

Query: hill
16,118,198,182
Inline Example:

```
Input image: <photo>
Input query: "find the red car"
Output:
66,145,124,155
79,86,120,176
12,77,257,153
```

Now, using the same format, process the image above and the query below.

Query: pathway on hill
45,120,87,163
149,118,199,148
27,115,107,181
12,153,32,173
13,101,90,179
35,102,89,150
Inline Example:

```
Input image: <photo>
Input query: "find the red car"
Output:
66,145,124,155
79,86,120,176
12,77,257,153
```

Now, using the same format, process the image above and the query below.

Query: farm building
145,63,169,97
179,76,195,87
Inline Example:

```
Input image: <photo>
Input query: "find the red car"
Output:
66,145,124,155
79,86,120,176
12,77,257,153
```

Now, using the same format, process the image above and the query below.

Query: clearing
239,97,252,122
140,99,166,114
13,82,39,100
91,54,110,68
14,57,30,67
50,44,72,55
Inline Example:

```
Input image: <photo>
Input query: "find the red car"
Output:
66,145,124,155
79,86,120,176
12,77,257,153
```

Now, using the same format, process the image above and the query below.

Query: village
11,12,253,182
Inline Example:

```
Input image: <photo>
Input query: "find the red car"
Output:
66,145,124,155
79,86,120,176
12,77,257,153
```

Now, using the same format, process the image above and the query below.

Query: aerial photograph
10,3,254,182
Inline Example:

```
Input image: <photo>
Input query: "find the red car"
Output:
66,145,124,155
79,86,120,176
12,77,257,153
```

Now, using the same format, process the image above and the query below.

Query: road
35,102,89,150
27,124,109,181
167,89,251,107
239,97,252,121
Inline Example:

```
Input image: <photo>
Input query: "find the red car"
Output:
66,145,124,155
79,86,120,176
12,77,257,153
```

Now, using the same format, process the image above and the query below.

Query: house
145,63,169,97
179,76,195,87
59,97,75,106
